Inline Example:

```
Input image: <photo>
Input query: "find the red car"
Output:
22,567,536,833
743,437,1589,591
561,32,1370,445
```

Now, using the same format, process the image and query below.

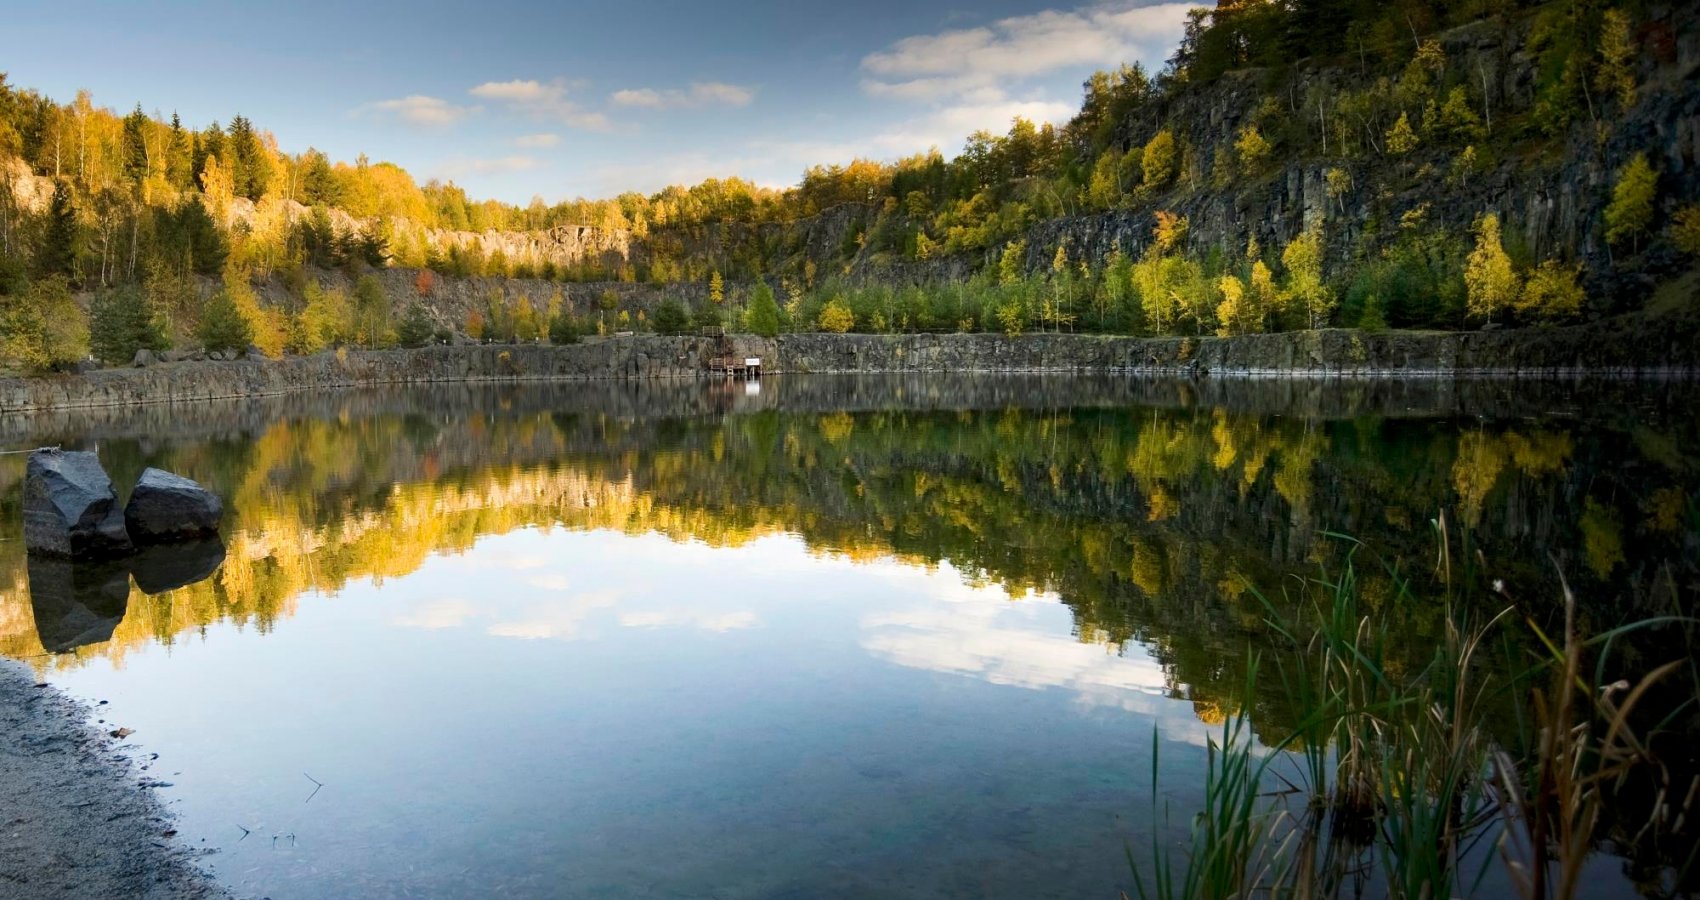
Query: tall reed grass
1127,525,1698,900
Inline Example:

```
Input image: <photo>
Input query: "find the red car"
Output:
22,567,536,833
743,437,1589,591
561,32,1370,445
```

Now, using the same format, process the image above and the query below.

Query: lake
2,375,1695,899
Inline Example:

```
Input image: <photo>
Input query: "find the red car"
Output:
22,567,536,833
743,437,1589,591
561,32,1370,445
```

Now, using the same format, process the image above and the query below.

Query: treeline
1,0,1697,372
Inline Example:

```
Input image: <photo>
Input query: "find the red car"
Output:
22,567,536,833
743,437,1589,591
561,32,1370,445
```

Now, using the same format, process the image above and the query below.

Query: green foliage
1344,208,1466,329
195,289,254,353
744,283,781,337
548,309,582,344
90,284,168,364
1595,9,1636,108
396,301,435,348
36,181,78,279
1604,154,1656,252
692,302,722,330
1671,205,1700,258
297,280,352,352
353,275,392,347
651,299,689,335
997,240,1026,286
0,276,86,370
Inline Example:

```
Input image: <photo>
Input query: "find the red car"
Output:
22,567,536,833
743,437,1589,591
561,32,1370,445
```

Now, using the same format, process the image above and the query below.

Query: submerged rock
26,556,133,652
23,450,133,558
123,468,224,542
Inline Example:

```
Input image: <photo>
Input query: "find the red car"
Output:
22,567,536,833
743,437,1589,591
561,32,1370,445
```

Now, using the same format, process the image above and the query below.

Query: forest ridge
1,0,1698,370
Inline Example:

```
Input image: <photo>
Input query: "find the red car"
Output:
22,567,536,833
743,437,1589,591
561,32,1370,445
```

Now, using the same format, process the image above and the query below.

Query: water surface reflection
0,375,1693,898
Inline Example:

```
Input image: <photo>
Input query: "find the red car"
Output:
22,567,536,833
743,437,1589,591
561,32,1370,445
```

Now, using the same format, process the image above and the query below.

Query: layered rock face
22,451,133,558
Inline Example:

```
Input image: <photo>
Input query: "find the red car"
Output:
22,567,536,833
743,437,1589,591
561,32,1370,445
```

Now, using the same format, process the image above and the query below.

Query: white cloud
486,590,620,641
470,79,611,131
395,599,479,630
860,1,1192,101
514,133,560,148
609,81,755,109
609,88,664,108
362,95,476,127
619,609,760,632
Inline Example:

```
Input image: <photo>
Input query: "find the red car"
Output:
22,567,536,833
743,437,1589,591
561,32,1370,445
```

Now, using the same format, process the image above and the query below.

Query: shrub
196,290,254,353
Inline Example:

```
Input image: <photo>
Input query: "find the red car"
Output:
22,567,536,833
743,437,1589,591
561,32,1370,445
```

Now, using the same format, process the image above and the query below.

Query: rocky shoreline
0,659,229,898
1,313,1696,415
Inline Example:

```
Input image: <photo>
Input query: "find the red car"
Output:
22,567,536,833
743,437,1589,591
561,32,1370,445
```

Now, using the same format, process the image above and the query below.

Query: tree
709,270,724,305
1515,260,1583,322
817,299,855,333
1216,274,1250,335
1385,113,1418,155
1596,9,1636,108
1280,226,1333,328
1604,154,1656,252
1671,205,1700,257
90,284,168,364
651,299,688,335
0,276,85,371
354,223,389,268
1152,211,1188,254
997,240,1026,285
35,277,89,368
353,275,392,346
196,289,253,353
37,181,78,279
548,309,581,344
1142,129,1177,189
1234,125,1271,175
121,104,149,188
299,280,352,351
396,301,435,347
512,296,540,341
227,114,269,201
1464,213,1519,322
1087,151,1125,209
745,282,781,337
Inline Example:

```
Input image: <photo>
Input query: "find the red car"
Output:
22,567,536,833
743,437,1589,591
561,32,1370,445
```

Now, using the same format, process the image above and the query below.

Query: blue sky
7,0,1192,204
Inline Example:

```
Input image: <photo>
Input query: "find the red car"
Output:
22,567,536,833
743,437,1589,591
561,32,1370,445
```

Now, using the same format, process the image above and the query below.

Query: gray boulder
132,348,157,367
23,450,134,558
123,468,223,542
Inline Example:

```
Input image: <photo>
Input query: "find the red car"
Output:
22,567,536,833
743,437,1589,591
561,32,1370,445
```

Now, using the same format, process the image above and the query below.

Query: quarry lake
2,375,1695,899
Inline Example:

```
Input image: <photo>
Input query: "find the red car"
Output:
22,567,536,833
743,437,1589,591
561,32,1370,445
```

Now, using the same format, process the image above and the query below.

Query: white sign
744,358,761,367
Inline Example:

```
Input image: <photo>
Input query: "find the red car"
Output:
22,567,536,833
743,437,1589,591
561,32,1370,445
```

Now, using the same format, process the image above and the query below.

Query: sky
5,0,1193,205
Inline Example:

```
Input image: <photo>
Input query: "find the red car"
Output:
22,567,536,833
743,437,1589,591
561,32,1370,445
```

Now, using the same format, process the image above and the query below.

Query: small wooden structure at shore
701,326,762,378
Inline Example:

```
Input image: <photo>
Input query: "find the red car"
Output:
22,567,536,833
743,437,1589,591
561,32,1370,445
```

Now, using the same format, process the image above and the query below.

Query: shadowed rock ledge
1,310,1695,415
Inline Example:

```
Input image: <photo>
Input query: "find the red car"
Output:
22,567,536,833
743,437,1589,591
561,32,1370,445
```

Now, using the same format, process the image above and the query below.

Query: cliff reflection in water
0,376,1694,738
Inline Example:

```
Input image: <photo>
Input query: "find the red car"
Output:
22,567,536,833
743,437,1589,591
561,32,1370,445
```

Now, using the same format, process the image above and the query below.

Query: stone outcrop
0,310,1696,416
22,450,133,558
123,468,224,542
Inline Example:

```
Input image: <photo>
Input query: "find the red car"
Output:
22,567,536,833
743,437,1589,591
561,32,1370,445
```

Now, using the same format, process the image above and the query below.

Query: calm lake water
1,375,1695,899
